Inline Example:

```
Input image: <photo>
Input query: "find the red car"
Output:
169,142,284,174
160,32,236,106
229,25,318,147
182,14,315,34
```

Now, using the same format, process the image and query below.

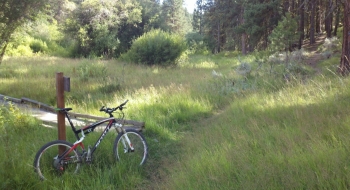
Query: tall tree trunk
330,0,334,36
298,0,305,49
338,1,350,75
333,0,340,36
0,30,14,64
242,33,247,55
214,22,220,54
283,0,290,14
240,7,247,55
310,0,316,44
325,0,333,38
291,0,295,14
0,42,8,64
316,0,321,33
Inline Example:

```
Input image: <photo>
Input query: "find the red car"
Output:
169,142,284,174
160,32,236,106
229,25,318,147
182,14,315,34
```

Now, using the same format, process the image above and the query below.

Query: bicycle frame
59,111,120,162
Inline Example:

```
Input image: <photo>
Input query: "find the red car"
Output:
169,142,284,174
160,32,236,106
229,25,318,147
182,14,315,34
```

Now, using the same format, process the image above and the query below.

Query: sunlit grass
1,51,348,189
0,55,218,189
154,64,350,189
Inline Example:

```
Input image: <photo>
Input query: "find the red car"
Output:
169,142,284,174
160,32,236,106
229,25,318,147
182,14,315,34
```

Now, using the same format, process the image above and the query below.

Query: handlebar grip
100,106,105,112
121,100,129,106
117,100,128,110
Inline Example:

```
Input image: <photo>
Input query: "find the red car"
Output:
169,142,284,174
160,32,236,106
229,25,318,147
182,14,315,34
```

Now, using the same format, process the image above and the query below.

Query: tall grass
154,70,350,189
1,51,349,189
0,55,220,189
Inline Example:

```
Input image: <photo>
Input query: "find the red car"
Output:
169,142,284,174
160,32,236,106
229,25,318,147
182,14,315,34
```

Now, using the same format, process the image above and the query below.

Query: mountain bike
33,100,148,180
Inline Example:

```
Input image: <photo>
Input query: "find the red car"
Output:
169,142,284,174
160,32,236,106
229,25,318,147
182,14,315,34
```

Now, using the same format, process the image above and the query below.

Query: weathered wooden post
56,72,70,154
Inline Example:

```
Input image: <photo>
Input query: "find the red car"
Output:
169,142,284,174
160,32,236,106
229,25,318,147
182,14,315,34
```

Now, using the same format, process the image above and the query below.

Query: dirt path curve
302,34,327,73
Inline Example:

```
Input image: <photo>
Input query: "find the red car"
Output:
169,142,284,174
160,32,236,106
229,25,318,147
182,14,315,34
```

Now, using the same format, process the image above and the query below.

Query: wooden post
56,72,66,154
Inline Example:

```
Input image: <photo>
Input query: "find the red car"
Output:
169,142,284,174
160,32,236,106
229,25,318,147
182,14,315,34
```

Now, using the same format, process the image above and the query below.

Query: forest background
0,0,348,66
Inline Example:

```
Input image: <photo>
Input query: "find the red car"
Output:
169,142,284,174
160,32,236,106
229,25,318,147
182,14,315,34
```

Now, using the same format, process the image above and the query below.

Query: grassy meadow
1,50,350,189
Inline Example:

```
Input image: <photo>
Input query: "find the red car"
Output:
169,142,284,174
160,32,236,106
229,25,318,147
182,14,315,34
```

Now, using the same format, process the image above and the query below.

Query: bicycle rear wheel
33,140,81,180
113,129,148,166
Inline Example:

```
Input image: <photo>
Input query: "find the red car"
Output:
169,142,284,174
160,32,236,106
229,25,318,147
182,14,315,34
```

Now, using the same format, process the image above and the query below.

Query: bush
29,39,48,53
10,45,33,56
5,35,33,56
121,29,186,66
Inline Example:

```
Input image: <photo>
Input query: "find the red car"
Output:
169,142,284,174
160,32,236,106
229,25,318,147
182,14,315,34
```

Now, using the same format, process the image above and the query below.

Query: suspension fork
114,123,134,152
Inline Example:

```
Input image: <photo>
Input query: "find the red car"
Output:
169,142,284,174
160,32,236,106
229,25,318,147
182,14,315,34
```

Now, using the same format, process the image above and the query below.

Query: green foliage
268,13,299,53
0,0,48,62
121,29,186,66
185,32,208,54
5,17,73,57
63,0,143,58
6,44,33,56
242,1,281,49
160,0,191,35
29,39,48,53
6,34,71,57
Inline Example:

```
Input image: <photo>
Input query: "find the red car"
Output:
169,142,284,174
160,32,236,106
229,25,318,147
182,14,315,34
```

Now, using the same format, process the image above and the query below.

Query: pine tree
160,0,187,34
268,13,299,62
192,0,204,34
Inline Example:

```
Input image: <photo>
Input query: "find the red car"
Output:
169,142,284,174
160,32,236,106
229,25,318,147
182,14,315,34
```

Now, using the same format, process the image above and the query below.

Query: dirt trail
301,34,327,72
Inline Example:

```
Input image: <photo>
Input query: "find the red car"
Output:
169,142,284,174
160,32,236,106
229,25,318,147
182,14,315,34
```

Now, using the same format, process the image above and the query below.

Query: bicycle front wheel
33,140,81,180
113,129,148,166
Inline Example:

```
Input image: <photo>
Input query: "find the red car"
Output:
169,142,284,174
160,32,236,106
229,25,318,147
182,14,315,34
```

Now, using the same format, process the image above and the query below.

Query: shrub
29,39,48,53
121,29,186,66
10,45,33,56
236,62,252,77
319,37,341,59
5,35,33,56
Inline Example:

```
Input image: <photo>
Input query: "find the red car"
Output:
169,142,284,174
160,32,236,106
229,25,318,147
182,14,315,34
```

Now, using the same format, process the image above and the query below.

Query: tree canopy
0,0,48,63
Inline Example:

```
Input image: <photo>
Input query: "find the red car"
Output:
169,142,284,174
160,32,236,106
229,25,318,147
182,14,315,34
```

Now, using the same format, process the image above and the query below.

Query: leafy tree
64,0,142,58
116,0,162,55
0,0,48,63
47,0,77,24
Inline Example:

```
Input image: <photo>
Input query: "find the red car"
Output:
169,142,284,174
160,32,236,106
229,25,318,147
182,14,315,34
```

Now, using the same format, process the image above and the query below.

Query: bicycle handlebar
99,100,129,114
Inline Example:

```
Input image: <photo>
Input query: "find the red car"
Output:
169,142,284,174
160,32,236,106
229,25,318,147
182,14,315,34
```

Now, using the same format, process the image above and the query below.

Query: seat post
63,111,80,139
